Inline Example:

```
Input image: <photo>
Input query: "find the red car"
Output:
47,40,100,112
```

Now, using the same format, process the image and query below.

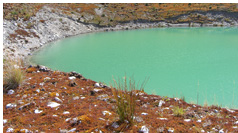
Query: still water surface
31,27,238,108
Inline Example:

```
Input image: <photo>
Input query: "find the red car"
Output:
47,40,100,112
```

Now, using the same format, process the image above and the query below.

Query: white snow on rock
47,102,61,108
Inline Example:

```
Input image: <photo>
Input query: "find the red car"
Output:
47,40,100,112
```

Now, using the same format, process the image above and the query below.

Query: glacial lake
31,27,238,108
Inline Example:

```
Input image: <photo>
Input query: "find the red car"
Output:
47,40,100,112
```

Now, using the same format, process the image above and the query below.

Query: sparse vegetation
3,58,25,92
173,106,185,117
111,77,137,127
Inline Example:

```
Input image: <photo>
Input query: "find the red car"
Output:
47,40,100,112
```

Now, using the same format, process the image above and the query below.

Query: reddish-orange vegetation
3,66,238,132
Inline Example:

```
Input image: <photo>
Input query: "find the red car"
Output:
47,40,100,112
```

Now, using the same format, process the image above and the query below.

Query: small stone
36,89,40,93
93,88,102,92
3,119,7,124
168,128,174,132
6,127,14,132
65,118,71,122
233,126,238,129
95,83,100,88
34,109,43,114
134,116,143,122
158,100,165,107
97,94,109,101
139,125,149,133
197,119,202,123
81,97,85,99
73,96,79,100
69,80,77,87
60,129,68,133
184,119,191,122
19,103,33,110
159,118,168,120
20,129,29,133
6,103,17,109
68,128,77,132
201,129,205,132
44,77,51,82
8,89,14,95
68,76,76,80
141,112,148,115
54,97,63,103
102,111,111,116
112,122,119,128
63,111,70,114
219,129,224,133
47,102,61,108
235,121,238,124
53,114,58,117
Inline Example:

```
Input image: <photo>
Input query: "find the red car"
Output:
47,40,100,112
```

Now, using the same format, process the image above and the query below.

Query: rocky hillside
3,3,238,60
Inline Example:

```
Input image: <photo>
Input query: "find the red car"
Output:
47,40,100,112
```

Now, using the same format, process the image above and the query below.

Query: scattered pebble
68,76,76,80
102,111,111,116
6,127,14,132
65,118,71,122
197,119,202,123
53,114,58,117
94,83,100,88
158,100,165,107
73,96,79,100
3,119,7,124
235,121,238,124
6,103,17,109
81,97,85,99
68,128,76,132
47,102,61,108
159,118,168,120
8,89,14,95
34,109,43,114
141,112,148,115
168,128,174,132
139,125,149,133
63,111,70,114
54,97,63,103
112,122,119,128
184,119,191,122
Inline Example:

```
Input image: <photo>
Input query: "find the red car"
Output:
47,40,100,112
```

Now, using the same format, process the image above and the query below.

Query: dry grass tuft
173,106,185,117
112,77,146,128
3,58,25,92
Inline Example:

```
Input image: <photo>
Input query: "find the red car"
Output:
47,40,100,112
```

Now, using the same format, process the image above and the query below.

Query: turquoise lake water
31,27,238,108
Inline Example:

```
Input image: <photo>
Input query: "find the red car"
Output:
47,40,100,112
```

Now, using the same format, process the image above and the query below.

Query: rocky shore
3,4,238,61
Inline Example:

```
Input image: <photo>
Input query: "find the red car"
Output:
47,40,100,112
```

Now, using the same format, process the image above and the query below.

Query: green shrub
173,106,185,117
3,59,25,92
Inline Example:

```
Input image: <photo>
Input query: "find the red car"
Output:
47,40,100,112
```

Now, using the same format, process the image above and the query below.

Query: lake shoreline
3,5,238,62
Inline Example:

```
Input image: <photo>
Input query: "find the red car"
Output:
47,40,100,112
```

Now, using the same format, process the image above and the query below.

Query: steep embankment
3,3,238,60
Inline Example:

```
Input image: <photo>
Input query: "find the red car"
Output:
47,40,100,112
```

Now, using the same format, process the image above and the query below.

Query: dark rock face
69,71,83,79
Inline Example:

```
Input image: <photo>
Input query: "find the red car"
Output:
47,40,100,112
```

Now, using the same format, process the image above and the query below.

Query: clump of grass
112,77,146,127
173,106,185,117
3,58,25,92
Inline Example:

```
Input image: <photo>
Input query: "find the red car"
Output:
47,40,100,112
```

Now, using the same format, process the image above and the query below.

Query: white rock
235,121,238,124
34,109,43,114
3,119,7,124
93,88,102,92
102,111,111,116
47,102,60,108
20,129,29,133
36,89,40,93
159,118,168,120
63,111,70,114
6,128,14,132
201,129,205,132
81,97,85,99
6,103,17,109
99,118,106,121
184,119,191,122
54,97,63,103
174,98,180,101
112,122,119,128
53,114,58,117
197,119,202,123
219,129,224,133
227,109,235,113
44,77,51,81
8,89,14,95
94,83,100,87
73,96,79,100
139,125,149,133
65,118,71,122
141,112,148,115
56,93,59,97
68,76,76,80
168,128,174,132
233,126,238,129
68,128,76,132
158,100,165,107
